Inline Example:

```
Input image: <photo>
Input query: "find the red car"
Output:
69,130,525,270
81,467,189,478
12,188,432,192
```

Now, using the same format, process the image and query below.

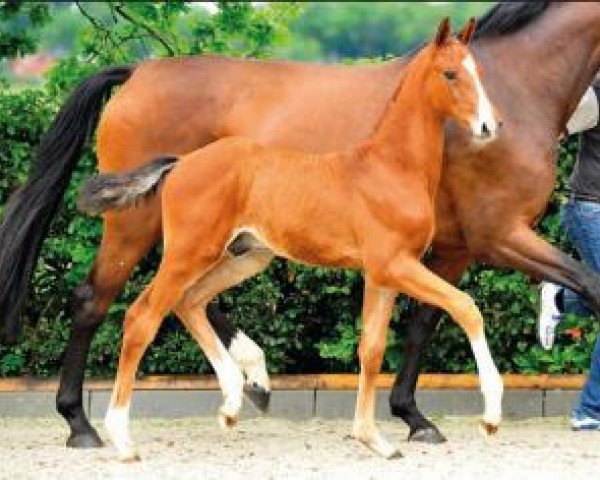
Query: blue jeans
561,199,600,420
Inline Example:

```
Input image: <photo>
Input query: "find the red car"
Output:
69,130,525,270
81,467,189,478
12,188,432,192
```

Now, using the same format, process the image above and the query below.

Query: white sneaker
538,282,563,350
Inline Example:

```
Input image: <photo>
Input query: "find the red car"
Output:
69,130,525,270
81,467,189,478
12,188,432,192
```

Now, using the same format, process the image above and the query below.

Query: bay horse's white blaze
463,54,497,139
470,336,503,426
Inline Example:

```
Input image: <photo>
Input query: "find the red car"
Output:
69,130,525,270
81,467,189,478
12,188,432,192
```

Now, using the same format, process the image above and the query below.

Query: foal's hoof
218,411,239,430
244,383,271,413
66,431,105,449
353,434,403,459
479,420,500,436
408,426,447,444
119,451,141,463
358,439,403,460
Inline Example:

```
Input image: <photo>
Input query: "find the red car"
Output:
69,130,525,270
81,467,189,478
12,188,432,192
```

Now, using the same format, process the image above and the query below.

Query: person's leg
572,333,600,428
561,200,600,316
560,199,600,426
538,200,598,349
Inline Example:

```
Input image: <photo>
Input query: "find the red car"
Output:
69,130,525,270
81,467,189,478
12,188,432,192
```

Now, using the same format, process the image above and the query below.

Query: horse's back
96,54,407,175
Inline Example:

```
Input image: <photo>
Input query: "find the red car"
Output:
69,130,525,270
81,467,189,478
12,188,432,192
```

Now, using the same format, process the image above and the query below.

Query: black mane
473,1,551,39
404,2,552,58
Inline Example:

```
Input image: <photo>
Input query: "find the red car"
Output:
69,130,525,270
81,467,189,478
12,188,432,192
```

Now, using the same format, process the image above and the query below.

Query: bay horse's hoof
408,426,447,444
244,382,271,413
479,420,500,436
66,430,105,449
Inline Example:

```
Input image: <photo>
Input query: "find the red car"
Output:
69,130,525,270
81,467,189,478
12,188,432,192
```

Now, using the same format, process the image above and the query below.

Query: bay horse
78,18,501,461
1,2,600,448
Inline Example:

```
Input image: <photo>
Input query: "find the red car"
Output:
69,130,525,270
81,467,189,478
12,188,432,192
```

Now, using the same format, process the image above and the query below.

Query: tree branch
75,1,122,53
113,3,176,56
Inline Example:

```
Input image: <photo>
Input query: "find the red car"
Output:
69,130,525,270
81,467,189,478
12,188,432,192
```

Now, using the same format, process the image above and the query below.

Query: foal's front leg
377,256,503,434
352,277,402,459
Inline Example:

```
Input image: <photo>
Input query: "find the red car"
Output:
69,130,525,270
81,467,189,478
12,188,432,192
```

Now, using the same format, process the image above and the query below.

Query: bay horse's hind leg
174,247,274,425
105,250,220,461
57,207,160,449
352,276,401,459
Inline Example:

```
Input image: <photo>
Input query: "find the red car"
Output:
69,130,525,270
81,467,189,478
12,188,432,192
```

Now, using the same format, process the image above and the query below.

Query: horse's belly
239,213,359,269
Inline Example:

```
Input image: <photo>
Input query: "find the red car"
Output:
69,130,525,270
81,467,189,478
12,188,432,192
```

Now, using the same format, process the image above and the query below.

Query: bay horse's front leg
352,277,401,459
389,304,446,438
374,257,503,436
389,247,471,443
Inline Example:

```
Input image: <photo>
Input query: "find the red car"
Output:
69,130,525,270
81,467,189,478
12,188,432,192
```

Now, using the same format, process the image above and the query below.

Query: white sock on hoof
229,330,270,391
471,336,503,425
212,341,244,419
105,403,137,458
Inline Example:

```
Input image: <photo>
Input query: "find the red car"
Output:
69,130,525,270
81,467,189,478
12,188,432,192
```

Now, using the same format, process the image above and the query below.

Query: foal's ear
457,17,476,44
434,17,451,47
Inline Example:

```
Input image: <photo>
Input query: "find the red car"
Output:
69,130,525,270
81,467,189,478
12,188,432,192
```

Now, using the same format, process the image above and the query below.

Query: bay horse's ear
434,17,451,47
457,17,476,44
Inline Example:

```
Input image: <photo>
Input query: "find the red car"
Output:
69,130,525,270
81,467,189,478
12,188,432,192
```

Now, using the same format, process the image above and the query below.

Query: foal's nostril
498,120,504,129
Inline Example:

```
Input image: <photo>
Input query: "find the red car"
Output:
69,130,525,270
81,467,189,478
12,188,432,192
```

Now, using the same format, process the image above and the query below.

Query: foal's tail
0,65,133,344
78,156,179,215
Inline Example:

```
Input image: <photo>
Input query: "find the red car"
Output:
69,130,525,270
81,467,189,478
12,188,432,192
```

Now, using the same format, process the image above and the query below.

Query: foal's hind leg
105,252,218,461
174,248,274,426
58,208,270,446
352,276,401,459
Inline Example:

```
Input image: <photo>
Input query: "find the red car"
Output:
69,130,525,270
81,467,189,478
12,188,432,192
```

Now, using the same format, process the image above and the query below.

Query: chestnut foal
80,18,501,461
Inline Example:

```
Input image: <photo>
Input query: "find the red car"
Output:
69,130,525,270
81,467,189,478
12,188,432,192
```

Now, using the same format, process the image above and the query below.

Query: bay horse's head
425,17,501,142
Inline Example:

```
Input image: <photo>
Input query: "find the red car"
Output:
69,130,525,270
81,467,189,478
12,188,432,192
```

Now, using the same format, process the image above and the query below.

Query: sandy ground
0,416,599,480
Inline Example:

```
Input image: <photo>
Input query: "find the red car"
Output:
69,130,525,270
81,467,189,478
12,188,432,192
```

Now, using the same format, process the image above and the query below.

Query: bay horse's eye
443,70,457,81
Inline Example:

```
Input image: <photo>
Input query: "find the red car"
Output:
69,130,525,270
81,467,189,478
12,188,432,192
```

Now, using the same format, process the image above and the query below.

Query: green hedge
0,80,598,378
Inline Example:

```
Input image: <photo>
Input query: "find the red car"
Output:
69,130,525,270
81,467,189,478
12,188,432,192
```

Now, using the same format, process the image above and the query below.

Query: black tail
78,156,179,215
0,65,133,344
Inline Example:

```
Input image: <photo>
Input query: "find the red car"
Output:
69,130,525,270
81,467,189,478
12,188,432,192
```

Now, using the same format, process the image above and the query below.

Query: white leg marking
105,402,138,460
229,330,270,392
208,340,244,426
462,53,497,137
470,335,503,426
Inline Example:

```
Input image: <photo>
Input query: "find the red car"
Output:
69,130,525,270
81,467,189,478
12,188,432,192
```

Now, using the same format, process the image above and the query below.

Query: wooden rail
0,373,586,392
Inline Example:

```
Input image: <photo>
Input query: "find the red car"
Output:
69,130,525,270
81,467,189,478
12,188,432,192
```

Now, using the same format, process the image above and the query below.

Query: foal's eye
443,70,457,81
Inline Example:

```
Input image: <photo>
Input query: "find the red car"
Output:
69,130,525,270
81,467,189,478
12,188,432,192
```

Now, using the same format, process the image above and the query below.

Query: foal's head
423,17,501,142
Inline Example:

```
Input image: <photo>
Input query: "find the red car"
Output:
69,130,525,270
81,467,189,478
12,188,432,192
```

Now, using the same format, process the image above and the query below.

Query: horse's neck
367,61,444,180
480,4,600,133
